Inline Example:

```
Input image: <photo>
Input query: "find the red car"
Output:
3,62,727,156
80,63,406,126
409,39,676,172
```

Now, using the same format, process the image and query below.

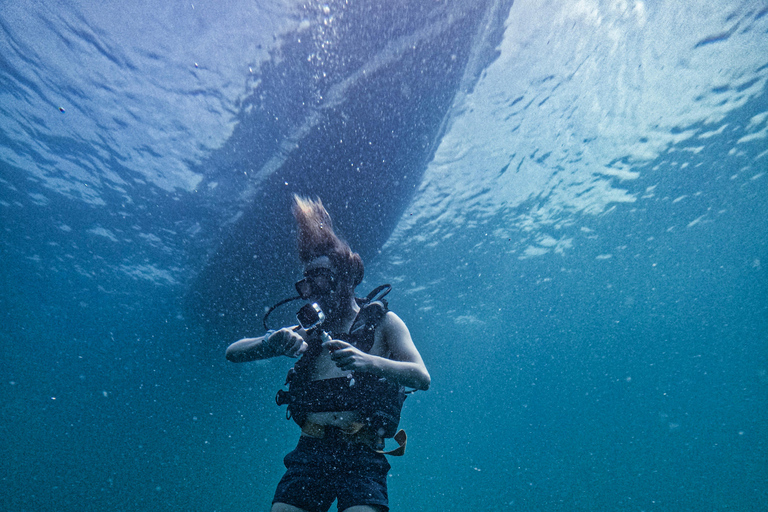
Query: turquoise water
1,1,766,511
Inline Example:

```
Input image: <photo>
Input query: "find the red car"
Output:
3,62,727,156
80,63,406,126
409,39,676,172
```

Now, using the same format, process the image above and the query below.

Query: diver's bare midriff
304,410,362,430
304,364,362,431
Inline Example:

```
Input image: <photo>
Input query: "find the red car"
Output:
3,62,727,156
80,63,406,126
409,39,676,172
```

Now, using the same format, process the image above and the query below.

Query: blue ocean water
1,1,766,511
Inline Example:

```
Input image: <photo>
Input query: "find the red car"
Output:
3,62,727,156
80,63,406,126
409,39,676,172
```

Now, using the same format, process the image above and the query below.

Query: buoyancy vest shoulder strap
342,300,388,352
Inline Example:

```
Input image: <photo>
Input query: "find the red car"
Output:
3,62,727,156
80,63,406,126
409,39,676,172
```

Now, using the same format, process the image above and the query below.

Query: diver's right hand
265,328,308,358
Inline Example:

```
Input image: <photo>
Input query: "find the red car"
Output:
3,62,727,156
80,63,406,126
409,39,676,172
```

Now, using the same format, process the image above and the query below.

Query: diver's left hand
323,339,373,372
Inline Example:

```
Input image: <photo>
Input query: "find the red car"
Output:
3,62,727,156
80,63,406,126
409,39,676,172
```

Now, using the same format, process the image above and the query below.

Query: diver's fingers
334,353,357,369
270,328,304,357
281,330,305,357
329,348,352,362
323,339,352,352
273,330,291,355
288,339,308,358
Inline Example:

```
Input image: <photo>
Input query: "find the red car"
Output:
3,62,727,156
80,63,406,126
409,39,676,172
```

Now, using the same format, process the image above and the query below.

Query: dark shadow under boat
186,0,515,342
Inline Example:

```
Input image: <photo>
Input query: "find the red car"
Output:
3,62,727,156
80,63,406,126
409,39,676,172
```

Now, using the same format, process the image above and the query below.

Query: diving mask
295,267,337,299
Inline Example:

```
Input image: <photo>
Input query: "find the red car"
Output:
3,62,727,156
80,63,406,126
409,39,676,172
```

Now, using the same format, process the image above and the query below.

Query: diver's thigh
271,503,308,512
340,506,383,512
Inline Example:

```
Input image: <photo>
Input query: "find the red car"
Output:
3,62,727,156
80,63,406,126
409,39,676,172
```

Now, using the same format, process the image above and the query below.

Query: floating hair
292,195,364,287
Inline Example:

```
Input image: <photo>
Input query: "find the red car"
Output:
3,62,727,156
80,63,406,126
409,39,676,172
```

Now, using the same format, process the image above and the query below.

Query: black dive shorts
273,434,391,512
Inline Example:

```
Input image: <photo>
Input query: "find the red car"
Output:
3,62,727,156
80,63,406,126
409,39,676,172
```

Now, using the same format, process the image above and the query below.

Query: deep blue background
1,1,766,511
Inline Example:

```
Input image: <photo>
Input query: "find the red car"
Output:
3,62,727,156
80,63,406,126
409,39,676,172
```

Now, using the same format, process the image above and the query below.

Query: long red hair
292,195,364,288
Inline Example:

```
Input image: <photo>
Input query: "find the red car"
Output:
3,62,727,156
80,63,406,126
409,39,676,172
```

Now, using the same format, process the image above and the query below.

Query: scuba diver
225,195,430,512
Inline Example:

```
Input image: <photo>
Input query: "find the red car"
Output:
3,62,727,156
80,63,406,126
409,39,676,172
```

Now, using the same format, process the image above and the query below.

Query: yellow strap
341,422,366,435
301,422,407,457
301,421,326,438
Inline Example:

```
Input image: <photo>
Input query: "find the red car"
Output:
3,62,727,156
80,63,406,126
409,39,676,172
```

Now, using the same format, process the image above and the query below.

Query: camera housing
296,302,325,331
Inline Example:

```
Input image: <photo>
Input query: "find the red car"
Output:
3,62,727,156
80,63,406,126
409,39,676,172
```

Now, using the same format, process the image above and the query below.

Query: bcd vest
275,300,407,438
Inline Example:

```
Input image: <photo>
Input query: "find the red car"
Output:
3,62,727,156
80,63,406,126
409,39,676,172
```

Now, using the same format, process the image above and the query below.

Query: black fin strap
375,429,407,457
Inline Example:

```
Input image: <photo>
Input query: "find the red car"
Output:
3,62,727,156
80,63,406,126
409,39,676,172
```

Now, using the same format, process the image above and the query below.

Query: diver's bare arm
366,354,431,390
373,312,430,390
225,328,307,362
225,336,272,362
324,312,430,389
